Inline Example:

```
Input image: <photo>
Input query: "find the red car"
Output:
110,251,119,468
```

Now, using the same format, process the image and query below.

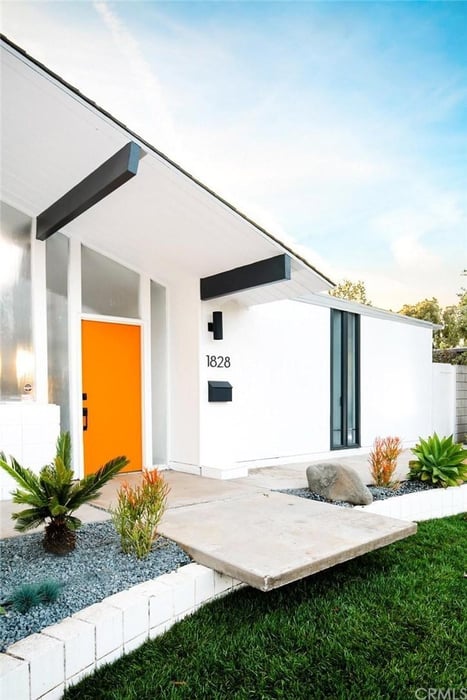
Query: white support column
31,220,48,403
140,274,153,468
68,236,83,476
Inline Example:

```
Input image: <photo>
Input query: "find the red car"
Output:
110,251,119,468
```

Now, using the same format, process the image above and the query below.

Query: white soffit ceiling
0,40,333,301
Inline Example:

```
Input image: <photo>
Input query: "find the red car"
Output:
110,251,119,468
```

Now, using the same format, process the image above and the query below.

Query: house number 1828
206,355,231,368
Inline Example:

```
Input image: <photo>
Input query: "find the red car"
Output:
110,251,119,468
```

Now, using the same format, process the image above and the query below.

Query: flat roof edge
299,293,441,329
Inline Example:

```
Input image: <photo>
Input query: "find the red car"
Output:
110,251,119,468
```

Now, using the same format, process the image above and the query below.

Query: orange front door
82,320,142,475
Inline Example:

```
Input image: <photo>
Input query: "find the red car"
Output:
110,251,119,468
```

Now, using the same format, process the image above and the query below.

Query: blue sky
2,1,466,308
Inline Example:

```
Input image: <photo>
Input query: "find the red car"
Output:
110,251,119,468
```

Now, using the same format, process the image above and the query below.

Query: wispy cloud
92,1,179,155
2,0,465,308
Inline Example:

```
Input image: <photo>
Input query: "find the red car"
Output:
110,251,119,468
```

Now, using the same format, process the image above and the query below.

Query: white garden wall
431,363,456,437
0,403,60,500
356,483,467,521
360,316,432,448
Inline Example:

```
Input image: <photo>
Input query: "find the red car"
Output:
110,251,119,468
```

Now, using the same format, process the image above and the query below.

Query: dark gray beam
36,141,141,241
200,254,291,300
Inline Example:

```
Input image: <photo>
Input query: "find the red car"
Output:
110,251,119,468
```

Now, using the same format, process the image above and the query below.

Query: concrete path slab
0,471,264,538
240,449,413,490
236,465,308,490
159,491,417,592
94,470,265,511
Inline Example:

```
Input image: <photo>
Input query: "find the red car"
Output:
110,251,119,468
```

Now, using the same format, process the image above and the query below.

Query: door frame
66,237,169,479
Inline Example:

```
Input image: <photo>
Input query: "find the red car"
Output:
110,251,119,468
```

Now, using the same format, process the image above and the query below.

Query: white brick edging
355,483,467,522
0,564,244,700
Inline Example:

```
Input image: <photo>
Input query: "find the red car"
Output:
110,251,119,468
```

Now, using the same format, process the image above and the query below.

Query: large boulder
306,462,373,505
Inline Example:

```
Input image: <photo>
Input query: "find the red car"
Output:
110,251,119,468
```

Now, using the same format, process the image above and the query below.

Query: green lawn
65,515,466,700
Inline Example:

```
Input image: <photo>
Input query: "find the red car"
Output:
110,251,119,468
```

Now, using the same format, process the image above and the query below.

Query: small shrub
432,348,467,365
10,584,41,613
5,579,63,613
409,433,467,488
0,432,129,554
369,436,403,487
111,469,170,559
37,579,63,604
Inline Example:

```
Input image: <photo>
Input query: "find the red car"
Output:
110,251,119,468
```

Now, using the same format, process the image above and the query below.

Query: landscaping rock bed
277,480,435,508
0,480,440,652
0,521,191,651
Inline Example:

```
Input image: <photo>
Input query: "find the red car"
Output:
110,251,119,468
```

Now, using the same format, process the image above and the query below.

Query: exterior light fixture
16,348,34,400
208,311,223,340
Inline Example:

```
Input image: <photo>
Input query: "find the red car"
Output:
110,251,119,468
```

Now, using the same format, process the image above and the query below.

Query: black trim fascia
36,141,141,241
200,254,291,300
1,34,333,285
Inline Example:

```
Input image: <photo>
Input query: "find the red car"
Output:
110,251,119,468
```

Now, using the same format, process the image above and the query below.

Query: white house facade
0,36,434,498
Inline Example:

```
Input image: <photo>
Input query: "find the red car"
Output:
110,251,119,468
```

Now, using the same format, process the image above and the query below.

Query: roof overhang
301,293,441,329
0,36,333,305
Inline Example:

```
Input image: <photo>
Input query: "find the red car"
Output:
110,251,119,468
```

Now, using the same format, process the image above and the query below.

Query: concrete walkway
1,455,417,591
159,485,415,591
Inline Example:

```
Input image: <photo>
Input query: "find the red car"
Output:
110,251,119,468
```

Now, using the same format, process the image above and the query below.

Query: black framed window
331,309,360,449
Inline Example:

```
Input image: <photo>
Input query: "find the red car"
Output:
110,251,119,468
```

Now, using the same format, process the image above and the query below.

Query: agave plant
408,433,467,488
0,432,128,554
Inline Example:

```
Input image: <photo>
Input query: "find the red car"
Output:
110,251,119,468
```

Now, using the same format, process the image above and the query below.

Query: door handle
83,407,88,431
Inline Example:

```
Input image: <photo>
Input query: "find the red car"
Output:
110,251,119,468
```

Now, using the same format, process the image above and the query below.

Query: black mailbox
208,381,232,402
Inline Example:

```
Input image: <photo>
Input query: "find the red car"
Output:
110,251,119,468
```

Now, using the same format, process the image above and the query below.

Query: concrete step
159,490,417,592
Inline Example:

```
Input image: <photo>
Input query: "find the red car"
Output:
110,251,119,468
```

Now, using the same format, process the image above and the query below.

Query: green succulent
408,433,467,488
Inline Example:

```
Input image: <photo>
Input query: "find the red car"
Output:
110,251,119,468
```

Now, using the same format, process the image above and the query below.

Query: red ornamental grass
143,468,164,487
369,436,403,488
112,468,170,558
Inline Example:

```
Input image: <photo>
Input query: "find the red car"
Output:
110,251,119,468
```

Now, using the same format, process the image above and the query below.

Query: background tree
398,297,442,347
398,297,442,325
456,288,467,342
329,279,371,305
399,292,467,354
439,305,461,348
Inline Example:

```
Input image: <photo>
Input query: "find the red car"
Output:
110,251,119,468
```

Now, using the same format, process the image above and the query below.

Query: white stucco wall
199,300,434,473
360,316,432,447
431,363,456,437
2,215,434,483
167,275,201,471
199,300,330,471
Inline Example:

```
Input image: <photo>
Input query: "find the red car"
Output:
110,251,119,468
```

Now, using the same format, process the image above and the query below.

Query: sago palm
0,432,128,554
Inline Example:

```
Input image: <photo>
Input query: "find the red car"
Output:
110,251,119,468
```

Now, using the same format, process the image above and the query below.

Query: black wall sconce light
208,311,223,340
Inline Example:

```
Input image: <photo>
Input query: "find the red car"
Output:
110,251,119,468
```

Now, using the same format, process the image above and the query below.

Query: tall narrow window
0,202,33,400
46,233,70,431
331,309,360,449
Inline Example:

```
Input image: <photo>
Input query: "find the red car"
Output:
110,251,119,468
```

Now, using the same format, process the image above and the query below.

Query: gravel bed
0,521,191,651
277,480,435,507
0,480,436,651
